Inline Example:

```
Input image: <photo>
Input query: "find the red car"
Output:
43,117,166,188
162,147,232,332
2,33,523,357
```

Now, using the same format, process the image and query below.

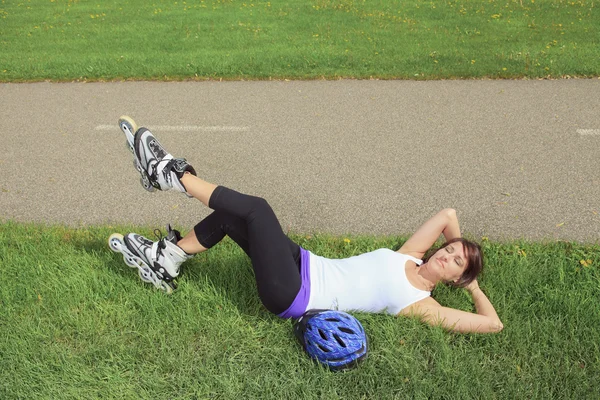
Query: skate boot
118,116,197,196
108,224,192,293
118,116,154,192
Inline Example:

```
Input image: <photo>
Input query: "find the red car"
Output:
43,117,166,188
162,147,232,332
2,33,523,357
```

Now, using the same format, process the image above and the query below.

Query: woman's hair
422,237,483,288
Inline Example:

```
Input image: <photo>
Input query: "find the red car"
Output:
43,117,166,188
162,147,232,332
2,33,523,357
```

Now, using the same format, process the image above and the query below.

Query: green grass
0,0,598,81
1,221,599,399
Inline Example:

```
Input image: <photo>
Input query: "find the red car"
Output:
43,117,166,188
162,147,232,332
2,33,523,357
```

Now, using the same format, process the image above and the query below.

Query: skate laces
151,226,171,261
153,227,166,242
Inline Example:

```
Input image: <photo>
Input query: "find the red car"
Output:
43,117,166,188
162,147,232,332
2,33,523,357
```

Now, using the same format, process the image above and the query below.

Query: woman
110,117,503,335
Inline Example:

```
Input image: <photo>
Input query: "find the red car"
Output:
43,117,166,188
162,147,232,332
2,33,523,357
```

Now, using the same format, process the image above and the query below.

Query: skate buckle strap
150,242,171,281
170,158,190,173
151,241,161,264
151,155,175,183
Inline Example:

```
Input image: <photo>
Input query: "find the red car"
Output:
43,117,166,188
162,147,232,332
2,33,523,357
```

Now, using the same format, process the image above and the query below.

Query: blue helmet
293,309,368,371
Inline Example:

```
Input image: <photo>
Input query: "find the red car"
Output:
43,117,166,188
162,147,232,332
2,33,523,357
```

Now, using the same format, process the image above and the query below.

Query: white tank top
305,248,431,315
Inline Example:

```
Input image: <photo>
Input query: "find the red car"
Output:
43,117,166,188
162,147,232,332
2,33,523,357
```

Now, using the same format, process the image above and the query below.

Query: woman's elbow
490,320,504,333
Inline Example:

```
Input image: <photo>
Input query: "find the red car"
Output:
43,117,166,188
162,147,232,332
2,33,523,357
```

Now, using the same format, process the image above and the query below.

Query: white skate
118,115,196,195
108,224,192,293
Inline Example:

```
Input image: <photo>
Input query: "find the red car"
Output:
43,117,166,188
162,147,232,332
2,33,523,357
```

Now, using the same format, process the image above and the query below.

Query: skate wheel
124,254,141,269
160,281,174,294
125,141,133,153
118,115,138,136
138,268,154,283
140,176,156,192
108,233,124,252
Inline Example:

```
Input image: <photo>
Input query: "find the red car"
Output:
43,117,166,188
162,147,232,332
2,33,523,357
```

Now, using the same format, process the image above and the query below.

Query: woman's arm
399,284,504,334
463,280,502,328
397,208,461,257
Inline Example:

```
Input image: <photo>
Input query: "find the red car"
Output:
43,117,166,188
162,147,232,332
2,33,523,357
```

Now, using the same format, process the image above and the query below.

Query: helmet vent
317,344,331,353
318,329,327,340
333,333,347,348
338,327,355,334
325,318,340,322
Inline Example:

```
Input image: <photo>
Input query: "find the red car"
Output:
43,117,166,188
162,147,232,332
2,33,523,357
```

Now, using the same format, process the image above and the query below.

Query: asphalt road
1,80,599,243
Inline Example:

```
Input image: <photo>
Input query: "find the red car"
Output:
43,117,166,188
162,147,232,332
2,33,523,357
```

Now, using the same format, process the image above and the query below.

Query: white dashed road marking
95,125,250,132
577,129,600,136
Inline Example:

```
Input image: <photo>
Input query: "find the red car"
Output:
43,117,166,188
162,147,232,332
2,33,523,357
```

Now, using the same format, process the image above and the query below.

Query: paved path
1,80,599,242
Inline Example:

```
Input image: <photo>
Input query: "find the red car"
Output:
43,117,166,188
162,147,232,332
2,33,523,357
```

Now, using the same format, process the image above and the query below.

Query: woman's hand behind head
464,279,480,293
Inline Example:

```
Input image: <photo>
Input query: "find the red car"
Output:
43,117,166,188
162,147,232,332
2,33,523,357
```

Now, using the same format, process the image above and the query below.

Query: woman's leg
179,173,301,315
180,173,218,208
174,174,240,254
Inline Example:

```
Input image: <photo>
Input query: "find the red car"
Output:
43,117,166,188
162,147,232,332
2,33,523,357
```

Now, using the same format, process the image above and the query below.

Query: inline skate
118,116,197,195
108,224,192,293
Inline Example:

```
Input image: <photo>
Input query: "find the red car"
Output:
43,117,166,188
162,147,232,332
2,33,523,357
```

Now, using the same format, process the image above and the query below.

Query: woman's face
430,242,468,283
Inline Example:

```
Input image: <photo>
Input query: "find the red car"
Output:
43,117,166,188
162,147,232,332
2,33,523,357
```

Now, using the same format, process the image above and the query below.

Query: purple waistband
277,247,311,319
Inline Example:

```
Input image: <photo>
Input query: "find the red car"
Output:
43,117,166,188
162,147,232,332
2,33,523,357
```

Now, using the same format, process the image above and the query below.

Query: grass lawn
2,2,599,398
0,0,598,81
1,222,599,399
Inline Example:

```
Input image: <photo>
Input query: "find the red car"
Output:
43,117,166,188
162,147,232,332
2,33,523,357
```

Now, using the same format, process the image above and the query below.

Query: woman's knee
246,196,274,222
250,196,270,211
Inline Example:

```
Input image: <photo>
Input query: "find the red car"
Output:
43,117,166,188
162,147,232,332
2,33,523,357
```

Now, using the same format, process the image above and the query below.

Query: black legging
193,186,301,315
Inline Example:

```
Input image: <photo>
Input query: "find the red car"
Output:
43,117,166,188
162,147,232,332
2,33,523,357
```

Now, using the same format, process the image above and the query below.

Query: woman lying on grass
109,117,503,334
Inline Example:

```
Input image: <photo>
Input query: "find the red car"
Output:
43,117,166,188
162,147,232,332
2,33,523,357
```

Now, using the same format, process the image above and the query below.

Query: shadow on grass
70,229,274,318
